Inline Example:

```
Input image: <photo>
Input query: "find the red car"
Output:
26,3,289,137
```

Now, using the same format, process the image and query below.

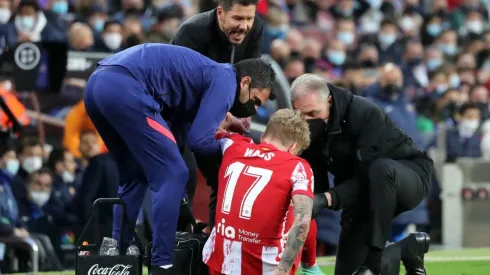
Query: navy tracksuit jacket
84,43,236,266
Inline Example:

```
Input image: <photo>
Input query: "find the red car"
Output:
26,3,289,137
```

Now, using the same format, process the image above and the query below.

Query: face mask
267,26,287,40
15,16,35,30
436,84,448,94
437,43,457,56
307,119,327,142
62,170,75,183
103,33,122,50
383,84,401,96
362,21,379,33
337,31,354,46
229,89,257,118
0,8,11,23
327,50,346,66
367,0,383,9
450,74,460,88
460,119,480,134
93,18,105,32
378,33,397,48
30,191,50,207
52,1,68,14
426,59,442,71
400,17,416,31
5,159,19,176
426,23,442,37
466,20,483,34
22,156,43,174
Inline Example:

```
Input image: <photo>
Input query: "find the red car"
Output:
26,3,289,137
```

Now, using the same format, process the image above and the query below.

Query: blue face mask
337,31,354,46
450,74,461,88
5,159,19,176
16,16,35,30
426,23,442,36
437,43,457,56
368,0,383,9
93,19,105,33
426,59,443,71
378,33,397,48
267,26,287,40
52,2,68,15
328,50,346,66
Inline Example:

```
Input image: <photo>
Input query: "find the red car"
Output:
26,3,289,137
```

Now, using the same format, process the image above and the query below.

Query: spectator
10,137,43,207
78,130,102,169
456,52,477,70
376,18,403,65
86,5,109,35
17,168,64,271
425,46,444,73
435,30,458,58
469,84,490,118
145,4,184,44
270,39,291,67
63,101,105,159
302,38,322,73
112,0,154,32
46,148,78,210
67,22,94,51
421,14,444,47
318,39,346,80
445,102,485,162
283,57,305,84
93,20,123,52
335,18,357,52
401,40,427,99
365,63,424,150
285,28,304,57
122,16,145,48
0,0,12,24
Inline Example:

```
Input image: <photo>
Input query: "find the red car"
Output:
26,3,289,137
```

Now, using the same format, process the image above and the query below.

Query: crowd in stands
1,0,490,272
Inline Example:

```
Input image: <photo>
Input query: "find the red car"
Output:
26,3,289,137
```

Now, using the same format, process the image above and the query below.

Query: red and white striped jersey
203,133,314,275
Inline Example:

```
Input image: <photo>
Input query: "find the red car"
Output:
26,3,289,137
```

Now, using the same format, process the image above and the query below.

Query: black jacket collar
326,83,354,135
211,9,232,45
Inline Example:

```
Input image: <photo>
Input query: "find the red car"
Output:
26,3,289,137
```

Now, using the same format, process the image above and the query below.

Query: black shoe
401,232,430,275
352,266,377,275
150,266,176,275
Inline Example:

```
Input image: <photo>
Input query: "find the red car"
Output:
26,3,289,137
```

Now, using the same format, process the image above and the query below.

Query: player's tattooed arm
277,194,313,273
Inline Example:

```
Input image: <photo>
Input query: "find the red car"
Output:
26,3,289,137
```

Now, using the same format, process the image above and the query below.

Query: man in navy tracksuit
84,43,276,274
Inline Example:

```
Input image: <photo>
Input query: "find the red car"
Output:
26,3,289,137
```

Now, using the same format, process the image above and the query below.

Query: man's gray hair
290,74,330,101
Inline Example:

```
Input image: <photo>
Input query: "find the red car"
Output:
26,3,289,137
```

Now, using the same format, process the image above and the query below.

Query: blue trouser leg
85,68,188,266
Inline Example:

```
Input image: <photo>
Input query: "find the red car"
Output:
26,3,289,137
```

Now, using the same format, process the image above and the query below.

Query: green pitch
11,248,490,275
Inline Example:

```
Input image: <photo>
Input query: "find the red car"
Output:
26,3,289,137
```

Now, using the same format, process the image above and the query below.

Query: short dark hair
17,136,41,154
18,0,40,11
103,20,121,31
234,58,276,100
459,102,480,116
47,147,65,171
28,167,53,185
218,0,259,11
0,136,16,157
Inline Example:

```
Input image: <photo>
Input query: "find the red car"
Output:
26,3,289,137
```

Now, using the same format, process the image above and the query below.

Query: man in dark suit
171,0,264,227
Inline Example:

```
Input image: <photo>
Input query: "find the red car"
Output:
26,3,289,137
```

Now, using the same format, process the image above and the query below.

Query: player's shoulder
216,132,253,154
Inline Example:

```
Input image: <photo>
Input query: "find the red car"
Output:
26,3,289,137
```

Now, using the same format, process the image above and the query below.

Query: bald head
68,22,94,50
380,63,403,87
285,29,304,52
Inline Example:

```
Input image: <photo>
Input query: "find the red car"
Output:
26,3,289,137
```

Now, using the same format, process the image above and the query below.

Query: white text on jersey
216,218,261,244
244,148,275,161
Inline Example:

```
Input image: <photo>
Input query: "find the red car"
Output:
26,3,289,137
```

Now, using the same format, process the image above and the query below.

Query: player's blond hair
263,109,311,152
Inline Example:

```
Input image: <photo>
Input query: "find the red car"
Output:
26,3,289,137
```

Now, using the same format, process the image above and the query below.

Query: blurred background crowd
1,0,490,272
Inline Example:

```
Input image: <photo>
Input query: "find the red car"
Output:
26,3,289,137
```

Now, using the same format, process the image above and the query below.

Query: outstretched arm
276,194,313,274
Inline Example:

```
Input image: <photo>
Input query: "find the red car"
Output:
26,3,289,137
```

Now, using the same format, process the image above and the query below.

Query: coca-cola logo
87,264,132,275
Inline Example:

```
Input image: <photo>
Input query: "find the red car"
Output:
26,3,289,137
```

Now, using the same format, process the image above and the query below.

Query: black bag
75,198,144,275
145,200,210,275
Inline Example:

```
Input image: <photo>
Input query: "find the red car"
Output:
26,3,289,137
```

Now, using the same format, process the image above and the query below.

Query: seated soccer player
203,109,314,275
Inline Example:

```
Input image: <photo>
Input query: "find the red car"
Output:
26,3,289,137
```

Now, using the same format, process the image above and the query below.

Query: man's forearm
277,196,312,272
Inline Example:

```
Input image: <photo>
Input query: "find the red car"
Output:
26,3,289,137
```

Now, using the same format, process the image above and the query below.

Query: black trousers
332,158,433,275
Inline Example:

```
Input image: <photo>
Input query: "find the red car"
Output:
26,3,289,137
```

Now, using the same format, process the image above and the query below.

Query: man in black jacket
292,74,433,275
171,0,264,227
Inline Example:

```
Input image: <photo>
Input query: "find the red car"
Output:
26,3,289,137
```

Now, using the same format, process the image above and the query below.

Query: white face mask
30,191,50,207
466,20,483,34
22,156,43,174
103,33,122,50
0,8,11,24
459,119,480,136
5,159,19,176
62,170,75,183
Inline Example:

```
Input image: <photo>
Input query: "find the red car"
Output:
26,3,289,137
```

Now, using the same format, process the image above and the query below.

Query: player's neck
261,137,288,152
